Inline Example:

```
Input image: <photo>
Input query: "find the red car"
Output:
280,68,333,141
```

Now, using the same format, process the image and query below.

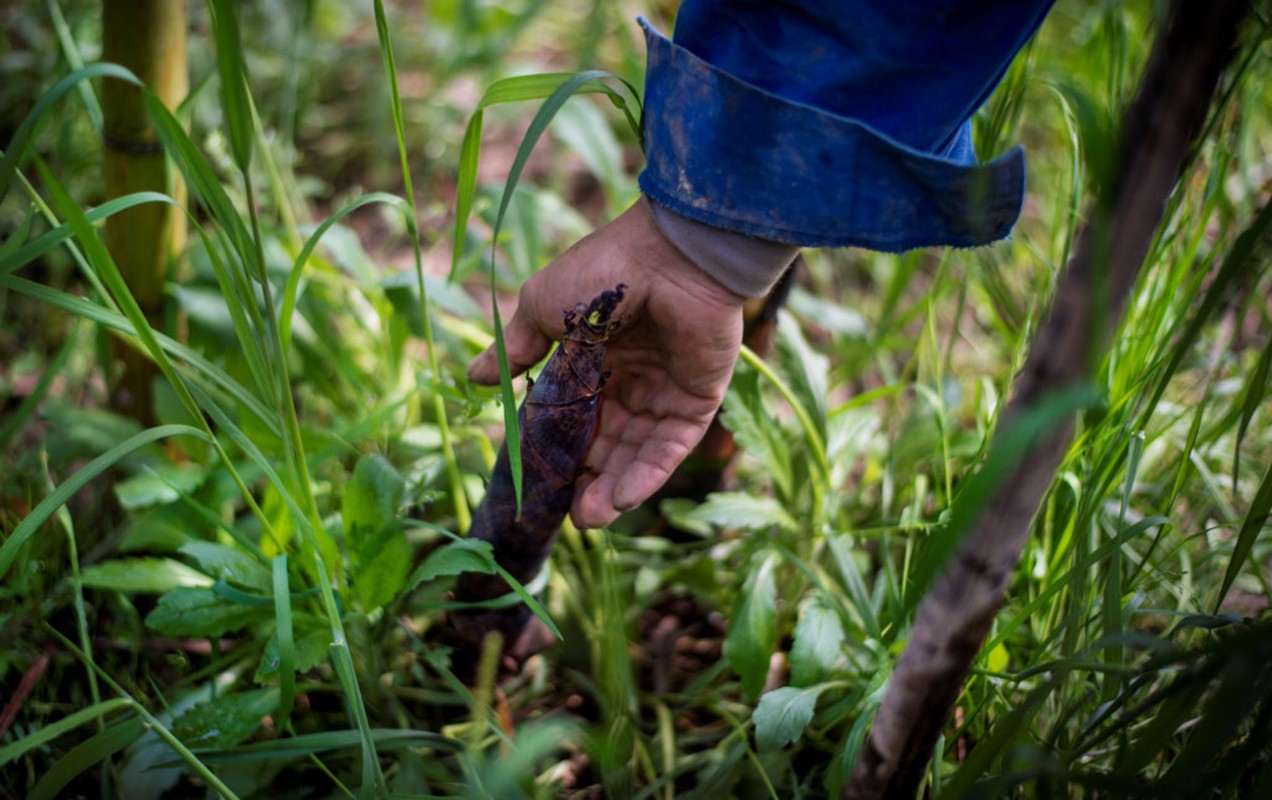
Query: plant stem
101,0,187,425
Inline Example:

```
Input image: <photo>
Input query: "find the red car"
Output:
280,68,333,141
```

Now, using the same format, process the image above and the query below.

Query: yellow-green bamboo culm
101,0,188,424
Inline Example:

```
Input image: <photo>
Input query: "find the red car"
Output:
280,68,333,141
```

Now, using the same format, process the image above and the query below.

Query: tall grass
0,1,1269,798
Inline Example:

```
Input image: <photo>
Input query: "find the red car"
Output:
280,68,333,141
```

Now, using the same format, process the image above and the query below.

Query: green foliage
1,0,1269,797
723,550,779,700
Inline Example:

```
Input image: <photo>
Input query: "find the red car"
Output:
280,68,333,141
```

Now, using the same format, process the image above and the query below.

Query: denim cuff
636,17,1026,252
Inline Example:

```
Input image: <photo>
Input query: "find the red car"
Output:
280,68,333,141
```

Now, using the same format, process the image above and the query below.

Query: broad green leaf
351,521,411,612
145,587,268,637
80,558,213,594
114,463,206,510
342,455,410,610
681,492,800,535
118,511,193,552
255,624,330,683
790,598,846,686
657,498,715,538
721,366,794,500
407,538,497,589
343,454,405,547
985,641,1010,673
172,689,280,750
180,541,271,591
724,551,779,700
753,684,834,751
775,312,829,443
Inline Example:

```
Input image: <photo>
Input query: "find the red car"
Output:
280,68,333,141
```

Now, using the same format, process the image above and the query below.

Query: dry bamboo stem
102,0,188,424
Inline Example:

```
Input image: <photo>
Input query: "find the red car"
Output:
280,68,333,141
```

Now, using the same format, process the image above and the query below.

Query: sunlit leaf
790,598,845,686
172,689,280,750
407,538,497,590
724,551,779,700
754,684,834,751
145,587,268,637
80,558,213,594
180,541,271,591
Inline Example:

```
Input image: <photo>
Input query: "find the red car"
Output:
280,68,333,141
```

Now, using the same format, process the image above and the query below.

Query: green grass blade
46,628,242,799
985,515,1168,654
36,157,209,425
0,63,139,202
372,0,470,532
272,554,296,730
1155,640,1271,794
448,69,643,515
0,274,279,438
0,202,34,259
905,383,1103,615
1233,332,1272,487
939,670,1070,798
0,190,175,278
449,70,642,280
28,716,147,800
739,344,832,505
208,0,253,171
329,643,388,797
0,318,78,450
1213,462,1272,613
43,0,103,129
1141,197,1272,424
281,191,412,351
0,698,133,767
177,729,462,764
0,424,209,580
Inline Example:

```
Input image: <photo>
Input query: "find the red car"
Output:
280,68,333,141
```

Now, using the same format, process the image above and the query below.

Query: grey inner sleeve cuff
646,197,800,298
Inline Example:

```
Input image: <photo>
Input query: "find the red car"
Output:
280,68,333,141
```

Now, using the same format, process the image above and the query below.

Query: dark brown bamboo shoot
448,285,626,663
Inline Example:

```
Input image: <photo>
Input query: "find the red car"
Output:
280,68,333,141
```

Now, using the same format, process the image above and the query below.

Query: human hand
467,198,745,529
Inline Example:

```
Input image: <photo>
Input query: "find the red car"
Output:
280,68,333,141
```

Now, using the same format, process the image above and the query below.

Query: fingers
466,303,554,385
570,414,704,529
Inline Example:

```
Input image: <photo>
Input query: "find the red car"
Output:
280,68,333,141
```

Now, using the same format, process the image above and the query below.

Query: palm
572,296,740,527
467,200,744,528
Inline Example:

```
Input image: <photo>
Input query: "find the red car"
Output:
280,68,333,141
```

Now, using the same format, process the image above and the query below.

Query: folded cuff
636,17,1026,252
646,197,799,298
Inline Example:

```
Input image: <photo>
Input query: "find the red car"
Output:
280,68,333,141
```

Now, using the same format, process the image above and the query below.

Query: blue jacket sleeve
637,1,1055,251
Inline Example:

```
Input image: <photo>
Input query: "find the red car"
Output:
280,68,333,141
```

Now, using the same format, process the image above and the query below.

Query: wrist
643,195,799,299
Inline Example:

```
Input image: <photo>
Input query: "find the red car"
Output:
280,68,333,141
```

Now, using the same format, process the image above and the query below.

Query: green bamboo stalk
101,0,187,424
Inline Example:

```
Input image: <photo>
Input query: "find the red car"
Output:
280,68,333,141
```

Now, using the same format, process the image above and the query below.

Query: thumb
466,304,554,386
